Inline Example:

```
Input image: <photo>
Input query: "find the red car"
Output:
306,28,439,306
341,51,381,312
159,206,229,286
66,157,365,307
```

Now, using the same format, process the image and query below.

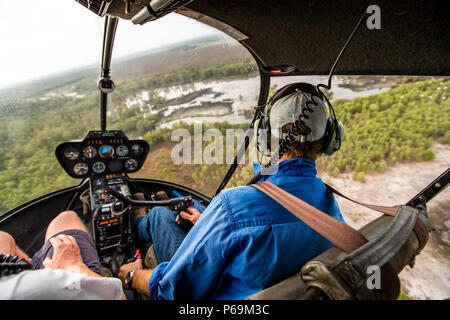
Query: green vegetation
0,93,98,213
316,79,450,177
397,292,411,300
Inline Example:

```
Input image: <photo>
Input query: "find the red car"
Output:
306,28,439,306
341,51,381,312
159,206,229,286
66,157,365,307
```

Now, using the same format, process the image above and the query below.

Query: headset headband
270,82,319,106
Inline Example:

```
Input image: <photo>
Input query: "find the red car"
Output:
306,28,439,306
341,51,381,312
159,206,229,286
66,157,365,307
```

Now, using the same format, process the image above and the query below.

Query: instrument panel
55,130,150,179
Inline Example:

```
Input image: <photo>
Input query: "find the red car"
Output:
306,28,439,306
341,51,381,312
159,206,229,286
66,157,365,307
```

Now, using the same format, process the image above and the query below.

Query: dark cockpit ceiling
181,0,449,76
105,0,450,76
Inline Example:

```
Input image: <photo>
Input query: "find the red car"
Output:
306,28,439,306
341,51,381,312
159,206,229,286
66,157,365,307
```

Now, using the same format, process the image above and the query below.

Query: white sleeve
0,268,124,300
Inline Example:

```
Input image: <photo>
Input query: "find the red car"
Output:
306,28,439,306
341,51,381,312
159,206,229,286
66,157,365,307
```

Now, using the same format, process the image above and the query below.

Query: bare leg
45,211,88,242
0,231,30,262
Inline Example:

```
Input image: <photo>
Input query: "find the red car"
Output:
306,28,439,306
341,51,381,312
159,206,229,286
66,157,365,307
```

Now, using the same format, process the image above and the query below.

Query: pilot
119,85,345,300
0,211,124,299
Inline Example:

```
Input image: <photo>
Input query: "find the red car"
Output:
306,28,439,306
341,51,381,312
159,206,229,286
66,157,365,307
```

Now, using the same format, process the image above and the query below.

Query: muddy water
156,75,390,129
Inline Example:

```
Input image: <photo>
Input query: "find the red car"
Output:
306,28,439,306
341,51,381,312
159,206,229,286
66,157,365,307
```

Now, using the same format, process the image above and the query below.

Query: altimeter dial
116,145,129,157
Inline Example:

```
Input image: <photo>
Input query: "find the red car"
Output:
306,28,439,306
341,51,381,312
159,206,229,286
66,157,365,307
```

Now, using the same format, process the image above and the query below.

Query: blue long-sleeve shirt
148,158,345,299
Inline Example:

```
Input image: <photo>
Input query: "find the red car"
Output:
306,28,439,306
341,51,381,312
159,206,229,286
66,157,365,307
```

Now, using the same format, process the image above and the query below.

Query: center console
90,174,131,252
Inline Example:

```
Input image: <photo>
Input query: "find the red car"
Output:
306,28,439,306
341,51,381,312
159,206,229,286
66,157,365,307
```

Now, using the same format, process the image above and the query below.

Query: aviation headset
254,82,344,167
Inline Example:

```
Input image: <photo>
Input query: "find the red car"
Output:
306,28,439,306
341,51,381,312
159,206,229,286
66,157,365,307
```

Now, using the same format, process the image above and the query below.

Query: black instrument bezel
55,130,150,179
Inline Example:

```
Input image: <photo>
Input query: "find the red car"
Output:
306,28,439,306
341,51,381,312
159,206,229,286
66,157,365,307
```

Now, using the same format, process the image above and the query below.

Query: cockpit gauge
92,161,106,174
131,144,144,156
83,146,97,158
125,159,138,171
99,145,114,158
73,162,89,176
116,145,129,157
64,147,79,160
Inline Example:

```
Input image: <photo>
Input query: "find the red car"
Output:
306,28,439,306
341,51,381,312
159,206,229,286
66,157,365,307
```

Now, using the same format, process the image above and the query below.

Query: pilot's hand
177,207,201,225
43,234,83,273
118,258,143,289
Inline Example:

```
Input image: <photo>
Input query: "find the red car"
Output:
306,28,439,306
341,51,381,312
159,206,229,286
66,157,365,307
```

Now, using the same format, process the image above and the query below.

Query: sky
0,0,219,89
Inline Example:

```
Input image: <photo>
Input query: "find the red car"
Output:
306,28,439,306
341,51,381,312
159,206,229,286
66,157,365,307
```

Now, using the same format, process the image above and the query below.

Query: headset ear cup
260,116,271,152
321,118,334,154
254,116,271,153
322,118,344,156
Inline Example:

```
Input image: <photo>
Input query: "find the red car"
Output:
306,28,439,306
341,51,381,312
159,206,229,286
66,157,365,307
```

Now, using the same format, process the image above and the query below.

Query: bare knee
49,210,87,230
0,231,15,254
53,210,81,223
45,211,88,242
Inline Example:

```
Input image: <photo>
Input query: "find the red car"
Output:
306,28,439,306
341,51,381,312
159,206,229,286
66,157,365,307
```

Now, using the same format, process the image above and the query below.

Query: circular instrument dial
125,159,138,171
64,146,79,160
131,144,143,156
99,145,114,158
116,144,129,157
83,146,97,158
92,161,106,174
73,163,89,176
